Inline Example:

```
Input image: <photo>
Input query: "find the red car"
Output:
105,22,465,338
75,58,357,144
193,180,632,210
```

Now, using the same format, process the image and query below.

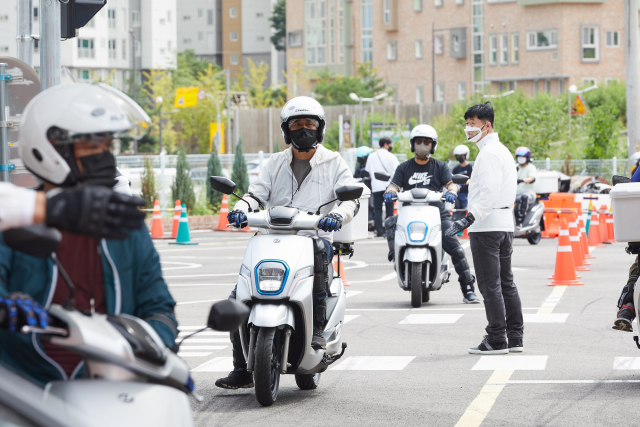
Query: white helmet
453,145,470,157
19,84,133,186
632,151,640,162
410,124,438,153
280,96,326,152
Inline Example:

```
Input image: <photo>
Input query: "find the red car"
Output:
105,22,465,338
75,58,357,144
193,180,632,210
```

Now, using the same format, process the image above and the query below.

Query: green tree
140,156,157,208
313,62,387,105
206,147,224,209
171,148,196,211
270,0,286,52
586,100,622,159
173,50,217,87
274,141,281,153
231,141,250,201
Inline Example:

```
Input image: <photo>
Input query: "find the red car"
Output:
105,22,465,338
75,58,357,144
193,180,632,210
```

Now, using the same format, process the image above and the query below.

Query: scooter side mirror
451,174,469,185
207,299,250,332
335,185,364,202
209,176,237,195
3,225,62,258
374,172,390,182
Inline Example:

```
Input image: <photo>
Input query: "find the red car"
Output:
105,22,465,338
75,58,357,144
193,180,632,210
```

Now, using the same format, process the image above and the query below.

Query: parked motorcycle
0,225,249,427
209,176,363,407
373,172,468,307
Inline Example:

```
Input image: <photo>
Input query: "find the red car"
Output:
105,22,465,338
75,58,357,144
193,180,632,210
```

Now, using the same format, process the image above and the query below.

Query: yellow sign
209,122,225,153
174,87,199,108
571,94,587,115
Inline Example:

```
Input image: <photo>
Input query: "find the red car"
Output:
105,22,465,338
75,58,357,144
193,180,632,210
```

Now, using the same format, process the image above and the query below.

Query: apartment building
286,0,632,103
0,0,177,92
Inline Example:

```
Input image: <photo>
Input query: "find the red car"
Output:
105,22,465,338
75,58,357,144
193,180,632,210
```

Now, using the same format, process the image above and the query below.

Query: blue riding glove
445,213,475,237
0,293,49,333
383,190,397,204
445,190,458,203
318,213,343,232
227,209,248,229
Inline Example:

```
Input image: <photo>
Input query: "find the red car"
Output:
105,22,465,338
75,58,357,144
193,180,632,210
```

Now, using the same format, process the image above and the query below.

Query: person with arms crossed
365,137,399,237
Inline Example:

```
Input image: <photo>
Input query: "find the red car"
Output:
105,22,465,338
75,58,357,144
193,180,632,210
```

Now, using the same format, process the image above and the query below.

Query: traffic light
60,0,107,39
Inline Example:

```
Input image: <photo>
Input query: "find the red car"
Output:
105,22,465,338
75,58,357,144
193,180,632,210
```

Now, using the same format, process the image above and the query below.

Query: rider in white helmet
217,96,358,390
383,124,480,304
452,145,472,222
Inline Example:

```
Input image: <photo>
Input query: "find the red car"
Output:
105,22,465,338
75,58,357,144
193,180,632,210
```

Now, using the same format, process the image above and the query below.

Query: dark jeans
515,193,536,225
617,255,639,309
373,191,395,237
228,237,333,371
469,231,523,342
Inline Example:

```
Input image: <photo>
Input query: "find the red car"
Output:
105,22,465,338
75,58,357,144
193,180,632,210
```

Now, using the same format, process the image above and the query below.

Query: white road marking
176,299,221,305
168,283,236,287
523,313,569,323
345,291,363,298
505,380,640,384
164,273,238,279
161,261,203,271
399,314,464,324
356,240,389,245
613,357,640,370
344,315,360,324
179,345,227,351
330,356,416,371
192,357,234,372
349,272,397,284
178,331,228,336
471,356,548,371
156,245,246,253
180,338,229,343
178,352,214,358
346,307,541,312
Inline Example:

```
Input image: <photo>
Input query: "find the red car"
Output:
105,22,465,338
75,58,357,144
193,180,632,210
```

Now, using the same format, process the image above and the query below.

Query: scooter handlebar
245,210,323,231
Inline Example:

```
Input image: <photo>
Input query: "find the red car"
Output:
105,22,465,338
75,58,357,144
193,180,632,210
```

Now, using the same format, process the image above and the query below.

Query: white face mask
465,123,486,143
517,156,527,165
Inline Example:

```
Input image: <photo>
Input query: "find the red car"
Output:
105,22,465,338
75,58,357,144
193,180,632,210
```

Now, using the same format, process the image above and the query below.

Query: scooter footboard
249,303,296,329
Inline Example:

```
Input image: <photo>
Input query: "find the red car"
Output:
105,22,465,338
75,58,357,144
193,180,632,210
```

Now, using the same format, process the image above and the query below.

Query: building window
455,0,464,4
167,40,172,51
581,25,599,62
500,33,508,65
434,0,443,6
545,79,551,93
257,36,265,41
77,38,95,58
415,39,423,59
160,48,166,55
198,32,204,41
135,40,141,57
508,81,516,91
108,9,116,28
207,33,214,49
339,0,344,63
511,32,519,64
257,12,264,17
472,0,485,94
33,7,38,20
79,69,91,82
208,10,214,25
558,79,564,94
85,18,95,28
230,7,237,18
121,39,126,59
434,35,444,55
230,31,238,42
198,9,203,18
108,39,117,59
416,86,424,103
230,55,238,65
605,77,620,85
305,1,327,65
488,34,497,65
605,30,619,48
457,82,466,100
288,30,303,47
184,38,192,44
362,0,373,63
34,39,39,53
435,83,445,102
100,38,106,49
533,80,538,97
160,18,165,25
167,11,171,22
132,10,140,26
183,15,191,21
526,29,557,50
582,77,597,87
414,0,423,11
0,46,8,53
386,41,397,61
383,0,391,24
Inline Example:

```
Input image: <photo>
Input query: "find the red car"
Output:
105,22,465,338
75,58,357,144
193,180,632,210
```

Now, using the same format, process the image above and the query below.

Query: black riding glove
445,213,476,237
0,293,49,333
46,186,145,240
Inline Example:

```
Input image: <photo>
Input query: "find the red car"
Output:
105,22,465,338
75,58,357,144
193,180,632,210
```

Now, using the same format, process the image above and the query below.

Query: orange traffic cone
393,201,398,215
333,257,351,287
462,228,469,239
573,214,590,266
150,199,165,239
587,212,605,247
598,206,611,244
606,213,615,243
548,218,584,286
216,195,230,230
578,218,596,259
171,199,181,238
568,219,590,271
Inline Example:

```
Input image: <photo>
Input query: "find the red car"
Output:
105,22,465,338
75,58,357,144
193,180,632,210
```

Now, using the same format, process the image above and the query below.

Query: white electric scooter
375,172,469,308
0,225,249,427
210,176,363,407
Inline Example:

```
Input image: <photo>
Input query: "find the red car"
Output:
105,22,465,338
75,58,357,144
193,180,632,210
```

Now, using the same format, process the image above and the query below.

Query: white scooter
0,225,249,427
210,176,363,407
375,172,469,308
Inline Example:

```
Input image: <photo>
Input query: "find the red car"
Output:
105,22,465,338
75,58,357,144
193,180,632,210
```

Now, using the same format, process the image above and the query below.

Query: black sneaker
388,250,395,262
463,292,481,304
508,338,524,353
468,336,508,355
613,305,635,332
215,370,254,389
312,327,327,350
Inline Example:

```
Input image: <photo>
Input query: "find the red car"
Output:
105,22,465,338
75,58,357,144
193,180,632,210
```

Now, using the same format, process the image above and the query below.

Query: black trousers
469,231,524,342
373,191,395,237
617,255,640,309
515,193,536,224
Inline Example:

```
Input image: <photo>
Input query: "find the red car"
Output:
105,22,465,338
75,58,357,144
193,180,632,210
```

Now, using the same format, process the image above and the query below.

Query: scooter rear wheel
254,327,281,407
410,262,423,308
295,373,322,390
526,232,541,245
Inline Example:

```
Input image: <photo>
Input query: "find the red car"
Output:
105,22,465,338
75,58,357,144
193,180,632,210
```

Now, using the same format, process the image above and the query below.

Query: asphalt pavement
154,230,637,427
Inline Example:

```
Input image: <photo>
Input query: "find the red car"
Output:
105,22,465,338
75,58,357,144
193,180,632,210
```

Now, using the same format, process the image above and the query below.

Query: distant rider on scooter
452,145,473,222
383,125,480,304
216,96,358,390
515,147,537,227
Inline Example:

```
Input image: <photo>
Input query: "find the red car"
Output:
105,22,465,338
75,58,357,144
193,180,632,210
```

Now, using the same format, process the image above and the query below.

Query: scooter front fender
248,303,296,329
403,247,432,263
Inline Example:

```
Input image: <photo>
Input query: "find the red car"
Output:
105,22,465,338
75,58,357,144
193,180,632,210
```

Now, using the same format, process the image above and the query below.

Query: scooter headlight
408,222,428,242
256,261,289,294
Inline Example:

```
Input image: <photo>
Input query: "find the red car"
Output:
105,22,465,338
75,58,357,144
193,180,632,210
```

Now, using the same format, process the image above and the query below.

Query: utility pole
0,63,10,182
129,30,137,103
39,0,61,90
226,68,232,154
625,0,640,165
17,0,34,66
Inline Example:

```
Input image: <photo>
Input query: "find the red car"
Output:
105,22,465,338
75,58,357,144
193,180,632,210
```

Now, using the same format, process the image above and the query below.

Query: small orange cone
548,218,583,286
573,214,590,266
578,218,596,259
333,257,351,287
606,213,615,243
598,206,611,244
171,199,181,238
216,195,230,230
393,201,398,215
568,219,590,271
462,228,469,239
587,212,605,247
150,199,165,239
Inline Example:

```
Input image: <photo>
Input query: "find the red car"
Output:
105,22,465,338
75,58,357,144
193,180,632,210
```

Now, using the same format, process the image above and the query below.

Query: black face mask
455,155,465,163
290,128,318,152
388,145,394,153
77,151,118,187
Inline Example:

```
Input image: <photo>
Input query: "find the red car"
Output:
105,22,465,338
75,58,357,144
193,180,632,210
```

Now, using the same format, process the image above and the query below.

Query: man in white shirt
445,102,523,355
365,137,399,237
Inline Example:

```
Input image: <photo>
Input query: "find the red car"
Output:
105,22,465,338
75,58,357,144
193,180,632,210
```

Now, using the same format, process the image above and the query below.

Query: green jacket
0,227,177,387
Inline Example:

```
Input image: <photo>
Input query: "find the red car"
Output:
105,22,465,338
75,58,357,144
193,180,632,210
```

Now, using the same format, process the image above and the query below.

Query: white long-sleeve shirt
364,148,399,192
0,183,36,231
467,133,517,233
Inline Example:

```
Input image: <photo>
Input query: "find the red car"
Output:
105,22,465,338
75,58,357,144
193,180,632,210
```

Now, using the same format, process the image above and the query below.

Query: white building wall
177,0,219,58
0,3,18,58
141,0,177,70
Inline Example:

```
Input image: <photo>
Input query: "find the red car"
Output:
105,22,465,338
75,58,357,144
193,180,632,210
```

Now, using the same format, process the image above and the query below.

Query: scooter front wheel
254,327,281,406
410,262,423,308
526,231,541,245
295,373,322,390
